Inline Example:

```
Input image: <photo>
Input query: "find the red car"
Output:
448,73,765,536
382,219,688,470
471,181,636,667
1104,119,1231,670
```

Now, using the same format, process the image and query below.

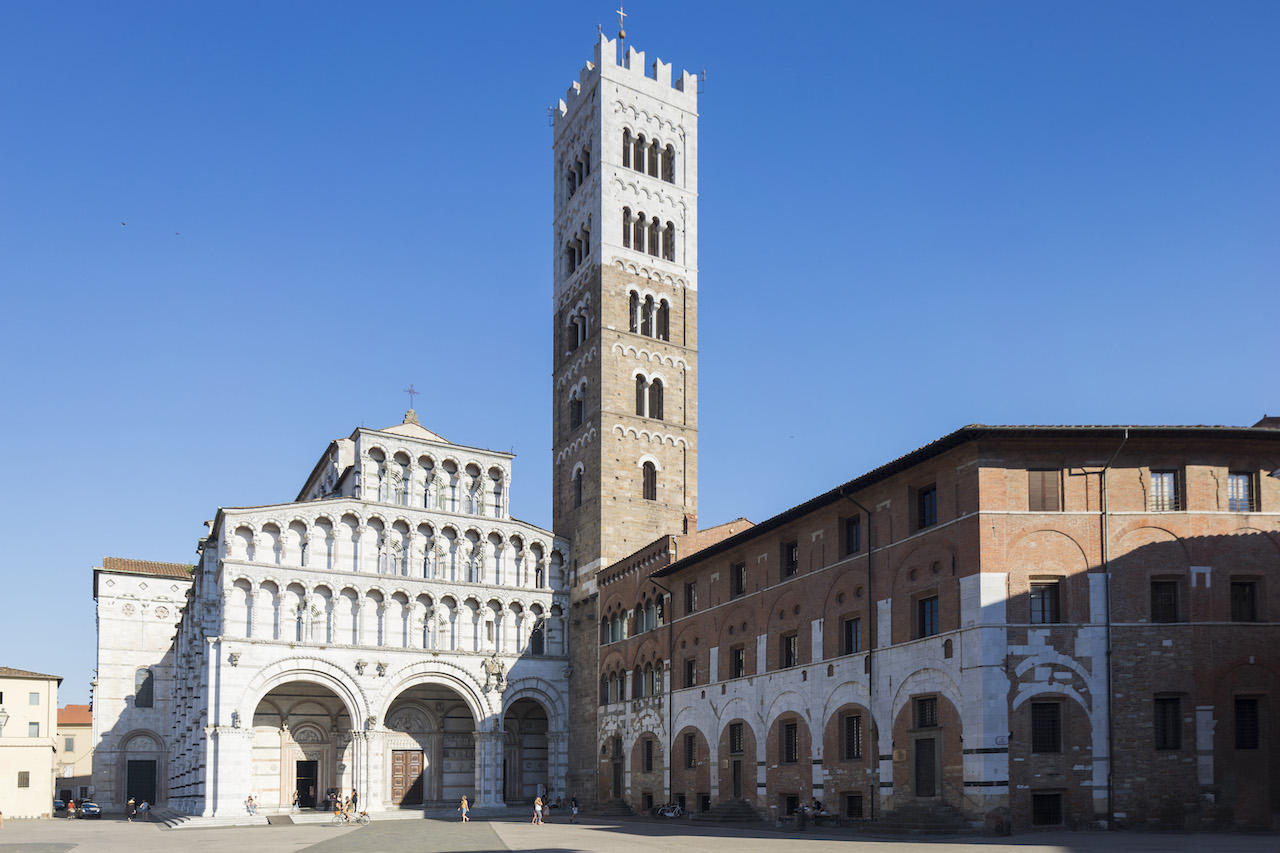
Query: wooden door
914,738,936,798
391,750,424,805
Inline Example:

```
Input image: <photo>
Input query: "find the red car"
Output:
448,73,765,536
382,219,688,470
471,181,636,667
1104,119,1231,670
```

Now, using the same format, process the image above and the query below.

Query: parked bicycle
652,802,683,818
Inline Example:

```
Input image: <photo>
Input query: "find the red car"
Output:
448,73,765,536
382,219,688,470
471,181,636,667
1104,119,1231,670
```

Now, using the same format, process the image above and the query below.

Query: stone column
494,542,508,586
473,730,506,808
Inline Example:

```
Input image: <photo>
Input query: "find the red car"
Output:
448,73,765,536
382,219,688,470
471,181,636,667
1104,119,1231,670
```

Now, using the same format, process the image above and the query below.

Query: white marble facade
102,412,570,816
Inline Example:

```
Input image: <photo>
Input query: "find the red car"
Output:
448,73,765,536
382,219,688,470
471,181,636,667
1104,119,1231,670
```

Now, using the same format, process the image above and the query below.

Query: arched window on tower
622,207,632,249
649,378,664,421
572,465,584,508
642,461,658,501
629,290,640,333
633,213,646,254
642,295,654,337
622,129,632,168
566,162,577,199
663,144,675,182
657,299,670,341
530,618,546,655
569,390,584,430
564,243,577,276
633,134,646,173
662,221,675,262
647,219,660,257
649,139,661,177
635,375,647,417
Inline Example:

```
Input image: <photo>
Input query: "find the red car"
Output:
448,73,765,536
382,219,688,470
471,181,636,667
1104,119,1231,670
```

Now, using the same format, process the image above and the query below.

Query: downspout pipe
1100,429,1128,830
838,487,875,821
649,573,675,807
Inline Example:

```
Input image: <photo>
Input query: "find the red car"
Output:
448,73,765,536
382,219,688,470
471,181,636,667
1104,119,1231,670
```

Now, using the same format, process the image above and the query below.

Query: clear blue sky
2,2,1275,705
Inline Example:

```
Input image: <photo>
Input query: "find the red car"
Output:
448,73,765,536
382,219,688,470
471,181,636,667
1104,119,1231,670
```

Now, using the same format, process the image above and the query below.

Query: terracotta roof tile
101,557,194,579
0,666,62,682
59,704,92,725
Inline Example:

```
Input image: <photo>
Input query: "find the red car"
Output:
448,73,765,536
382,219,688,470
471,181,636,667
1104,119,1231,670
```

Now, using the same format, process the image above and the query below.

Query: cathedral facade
94,414,569,816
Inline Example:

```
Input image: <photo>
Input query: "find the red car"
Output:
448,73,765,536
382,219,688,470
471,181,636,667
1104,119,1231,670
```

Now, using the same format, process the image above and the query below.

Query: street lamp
0,706,9,737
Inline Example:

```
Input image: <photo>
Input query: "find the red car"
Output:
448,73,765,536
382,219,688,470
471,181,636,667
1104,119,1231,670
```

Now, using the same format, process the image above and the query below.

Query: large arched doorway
383,684,477,808
252,681,353,810
503,698,549,803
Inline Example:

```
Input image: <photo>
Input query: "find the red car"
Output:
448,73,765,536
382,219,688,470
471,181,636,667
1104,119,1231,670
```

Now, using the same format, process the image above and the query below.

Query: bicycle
331,809,371,827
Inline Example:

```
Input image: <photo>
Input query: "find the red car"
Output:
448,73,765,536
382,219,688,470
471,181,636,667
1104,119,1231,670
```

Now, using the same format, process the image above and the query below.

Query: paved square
0,815,1276,853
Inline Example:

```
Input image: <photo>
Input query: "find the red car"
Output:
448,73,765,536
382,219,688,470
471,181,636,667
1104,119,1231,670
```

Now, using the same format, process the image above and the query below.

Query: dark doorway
914,738,937,798
126,759,157,805
391,750,424,806
296,760,318,808
611,757,623,799
732,759,743,798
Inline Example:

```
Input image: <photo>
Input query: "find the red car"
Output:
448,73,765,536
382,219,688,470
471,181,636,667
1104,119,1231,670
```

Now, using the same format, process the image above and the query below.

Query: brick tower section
551,33,700,804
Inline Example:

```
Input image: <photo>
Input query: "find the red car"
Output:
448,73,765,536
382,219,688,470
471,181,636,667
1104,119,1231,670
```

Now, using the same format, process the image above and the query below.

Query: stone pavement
0,813,1276,853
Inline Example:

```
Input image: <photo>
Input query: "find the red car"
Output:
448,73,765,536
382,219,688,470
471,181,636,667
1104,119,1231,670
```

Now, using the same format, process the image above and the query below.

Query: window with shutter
1028,470,1061,511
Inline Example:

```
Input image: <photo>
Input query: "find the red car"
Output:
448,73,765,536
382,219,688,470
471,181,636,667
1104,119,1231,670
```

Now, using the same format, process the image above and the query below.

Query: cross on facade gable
403,384,419,409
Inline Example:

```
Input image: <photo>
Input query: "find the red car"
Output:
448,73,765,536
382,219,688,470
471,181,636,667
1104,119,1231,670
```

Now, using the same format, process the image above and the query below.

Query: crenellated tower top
553,34,697,136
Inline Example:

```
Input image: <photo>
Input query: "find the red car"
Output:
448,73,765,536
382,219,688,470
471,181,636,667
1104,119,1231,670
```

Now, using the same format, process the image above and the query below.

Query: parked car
77,802,102,819
53,799,66,811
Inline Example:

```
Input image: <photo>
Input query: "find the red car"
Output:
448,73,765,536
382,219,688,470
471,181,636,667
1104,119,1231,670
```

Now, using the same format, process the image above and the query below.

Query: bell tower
551,31,700,800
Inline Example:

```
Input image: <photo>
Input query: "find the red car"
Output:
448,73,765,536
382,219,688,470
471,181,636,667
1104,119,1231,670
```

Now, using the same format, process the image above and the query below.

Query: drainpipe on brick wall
1100,429,1127,830
839,488,875,821
649,575,675,805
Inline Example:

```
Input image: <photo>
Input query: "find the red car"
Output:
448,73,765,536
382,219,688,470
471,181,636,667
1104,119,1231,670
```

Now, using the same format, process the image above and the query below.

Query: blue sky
2,1,1276,705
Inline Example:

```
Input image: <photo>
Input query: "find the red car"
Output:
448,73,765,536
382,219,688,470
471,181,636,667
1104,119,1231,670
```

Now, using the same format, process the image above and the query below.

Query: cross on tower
403,384,419,409
616,4,627,34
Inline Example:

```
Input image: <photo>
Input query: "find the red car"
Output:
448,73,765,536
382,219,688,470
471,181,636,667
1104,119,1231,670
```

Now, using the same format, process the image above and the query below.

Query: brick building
593,424,1280,830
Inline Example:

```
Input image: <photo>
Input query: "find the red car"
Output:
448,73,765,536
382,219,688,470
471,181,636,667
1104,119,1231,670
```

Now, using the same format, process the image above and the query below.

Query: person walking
350,789,358,814
570,792,579,823
128,797,136,822
533,795,543,825
291,791,300,814
458,795,469,823
140,800,150,821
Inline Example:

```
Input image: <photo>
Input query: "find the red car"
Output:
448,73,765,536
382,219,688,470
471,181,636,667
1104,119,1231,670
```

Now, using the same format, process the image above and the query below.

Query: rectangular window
18,771,30,789
29,692,39,705
1149,470,1181,511
1236,697,1260,749
917,484,938,529
643,738,654,773
1031,792,1063,826
1151,580,1181,623
1031,702,1062,753
29,722,40,738
1231,580,1259,622
782,721,799,763
843,714,863,760
843,516,861,556
1030,581,1061,624
781,633,798,668
1228,472,1255,512
842,617,861,655
684,658,696,688
1154,696,1181,750
782,540,799,578
844,793,864,818
684,581,698,615
731,646,746,679
1028,469,1062,512
64,737,75,753
731,562,747,597
917,595,940,638
685,732,697,769
729,722,744,755
915,696,938,729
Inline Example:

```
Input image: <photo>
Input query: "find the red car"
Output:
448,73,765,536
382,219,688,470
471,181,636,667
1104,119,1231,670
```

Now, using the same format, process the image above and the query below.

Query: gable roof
0,666,62,683
100,558,194,579
59,704,92,726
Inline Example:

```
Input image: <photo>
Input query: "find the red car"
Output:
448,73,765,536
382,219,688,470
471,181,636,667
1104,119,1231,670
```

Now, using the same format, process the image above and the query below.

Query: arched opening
649,378,664,421
622,207,632,249
662,221,675,261
657,298,670,341
503,698,549,803
642,461,658,501
622,128,632,168
633,212,646,253
252,681,355,811
662,144,675,182
635,375,647,416
629,290,640,332
383,683,478,808
642,294,654,337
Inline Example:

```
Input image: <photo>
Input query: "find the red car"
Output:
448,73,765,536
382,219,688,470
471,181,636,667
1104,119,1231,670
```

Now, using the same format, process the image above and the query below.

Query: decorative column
473,728,506,808
493,542,508,586
517,549,530,588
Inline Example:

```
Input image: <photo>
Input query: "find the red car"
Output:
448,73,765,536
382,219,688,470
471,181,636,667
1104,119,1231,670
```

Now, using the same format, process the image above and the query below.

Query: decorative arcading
610,424,689,448
611,342,690,370
612,177,688,213
555,346,598,388
613,259,688,289
555,427,597,464
615,105,684,139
